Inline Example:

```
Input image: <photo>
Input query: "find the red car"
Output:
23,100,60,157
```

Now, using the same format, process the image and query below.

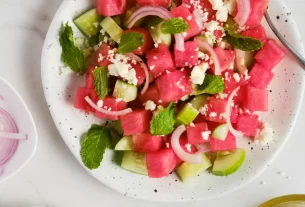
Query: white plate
41,0,305,202
0,77,37,183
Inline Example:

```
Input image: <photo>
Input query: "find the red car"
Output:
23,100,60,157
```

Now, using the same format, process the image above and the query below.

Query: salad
59,0,285,182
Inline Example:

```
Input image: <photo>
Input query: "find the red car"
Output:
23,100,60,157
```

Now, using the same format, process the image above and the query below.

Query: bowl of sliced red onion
0,77,37,183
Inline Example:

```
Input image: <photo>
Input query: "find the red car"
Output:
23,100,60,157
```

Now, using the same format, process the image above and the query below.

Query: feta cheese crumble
97,100,103,108
190,122,195,127
233,73,241,82
199,104,208,115
201,131,211,140
255,122,274,145
185,143,192,152
144,100,157,111
191,63,209,85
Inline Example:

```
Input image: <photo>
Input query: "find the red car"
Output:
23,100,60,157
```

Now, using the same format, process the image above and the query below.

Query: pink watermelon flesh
120,110,152,135
244,84,268,112
241,25,267,43
174,41,199,67
97,0,127,16
170,135,198,165
170,4,200,40
210,132,236,151
182,0,216,21
146,44,176,78
249,63,274,88
236,114,259,137
94,96,128,120
132,132,162,153
131,61,146,86
186,122,210,144
85,65,96,89
146,148,177,178
205,97,228,123
156,70,193,102
213,47,235,73
95,42,113,67
138,83,160,104
74,87,98,113
245,0,269,28
136,0,170,7
255,39,286,71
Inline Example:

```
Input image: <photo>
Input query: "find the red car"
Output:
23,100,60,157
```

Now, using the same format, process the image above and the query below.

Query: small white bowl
0,77,37,183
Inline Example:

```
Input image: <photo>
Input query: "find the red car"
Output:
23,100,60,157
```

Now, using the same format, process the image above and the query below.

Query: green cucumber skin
121,151,148,176
175,104,199,125
100,17,123,43
113,80,138,102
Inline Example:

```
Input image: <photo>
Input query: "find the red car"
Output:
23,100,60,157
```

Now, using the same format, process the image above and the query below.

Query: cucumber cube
175,103,199,125
113,80,137,102
190,95,209,110
115,136,134,151
100,16,123,43
149,21,172,47
121,151,148,175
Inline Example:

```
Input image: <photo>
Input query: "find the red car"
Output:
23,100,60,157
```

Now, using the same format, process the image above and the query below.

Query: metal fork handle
265,10,305,67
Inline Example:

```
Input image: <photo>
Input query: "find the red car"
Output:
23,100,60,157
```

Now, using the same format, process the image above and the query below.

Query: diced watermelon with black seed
205,97,227,123
249,63,274,88
146,44,176,78
186,122,210,144
244,85,268,112
95,43,113,67
120,110,152,135
74,87,98,113
136,0,170,7
156,70,193,102
245,0,269,28
85,65,96,89
210,132,236,151
255,40,286,71
146,148,177,178
182,0,216,21
132,132,162,153
241,25,266,43
213,47,235,73
94,96,128,120
174,41,198,67
138,83,160,104
170,4,200,40
97,0,127,16
123,27,154,55
236,114,259,137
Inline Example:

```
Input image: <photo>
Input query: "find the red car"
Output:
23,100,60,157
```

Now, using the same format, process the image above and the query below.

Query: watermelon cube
182,0,216,21
146,148,177,178
85,65,96,89
249,63,274,88
97,0,127,16
213,47,235,73
205,97,227,123
245,0,269,28
156,70,193,102
210,132,236,151
136,0,170,8
170,4,200,40
244,85,268,112
146,44,176,78
138,83,160,104
95,42,113,67
236,114,259,137
94,96,128,120
74,87,98,113
255,40,286,71
241,25,267,43
123,27,154,55
186,122,210,144
131,61,146,86
174,41,199,67
132,132,162,153
120,110,152,135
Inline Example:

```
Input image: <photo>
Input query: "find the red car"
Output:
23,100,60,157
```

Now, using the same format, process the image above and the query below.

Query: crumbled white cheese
185,143,192,152
199,104,208,115
154,43,159,48
149,65,155,70
216,6,228,22
216,93,228,99
204,20,219,33
187,15,192,20
144,100,156,111
244,70,251,80
153,56,157,60
233,73,241,82
201,131,211,140
204,31,216,45
198,51,206,59
98,53,104,62
182,32,187,37
191,62,209,85
181,95,190,101
165,142,170,148
210,112,217,117
255,122,274,145
202,12,209,22
151,26,155,29
108,107,112,111
224,0,237,15
228,62,234,70
209,0,223,10
108,62,138,85
100,29,106,35
116,98,123,102
190,122,195,127
97,100,103,108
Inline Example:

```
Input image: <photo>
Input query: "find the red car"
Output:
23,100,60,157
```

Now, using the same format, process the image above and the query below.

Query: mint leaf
93,66,109,99
118,32,144,54
196,74,224,95
224,29,264,51
59,23,87,73
80,124,112,170
161,18,189,34
150,103,175,135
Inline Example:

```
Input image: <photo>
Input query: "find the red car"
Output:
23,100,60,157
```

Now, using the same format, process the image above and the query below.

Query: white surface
0,0,304,206
0,77,37,184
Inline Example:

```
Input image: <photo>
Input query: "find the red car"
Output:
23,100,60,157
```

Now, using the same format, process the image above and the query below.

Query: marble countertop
0,0,304,206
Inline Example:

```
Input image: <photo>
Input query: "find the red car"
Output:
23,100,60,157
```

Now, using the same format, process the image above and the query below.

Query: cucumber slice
176,153,212,182
212,124,229,140
113,120,123,135
190,95,209,110
212,149,246,176
121,151,148,175
113,80,138,102
100,17,123,43
115,136,134,151
73,8,103,37
149,21,172,47
175,103,199,125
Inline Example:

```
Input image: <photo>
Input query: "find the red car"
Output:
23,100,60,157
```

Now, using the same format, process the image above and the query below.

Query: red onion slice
85,96,132,116
0,131,27,140
127,11,172,29
126,6,171,25
171,125,204,164
193,9,204,30
174,34,185,51
195,143,210,153
235,48,248,74
126,53,150,95
234,0,251,27
225,87,243,138
194,37,221,75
